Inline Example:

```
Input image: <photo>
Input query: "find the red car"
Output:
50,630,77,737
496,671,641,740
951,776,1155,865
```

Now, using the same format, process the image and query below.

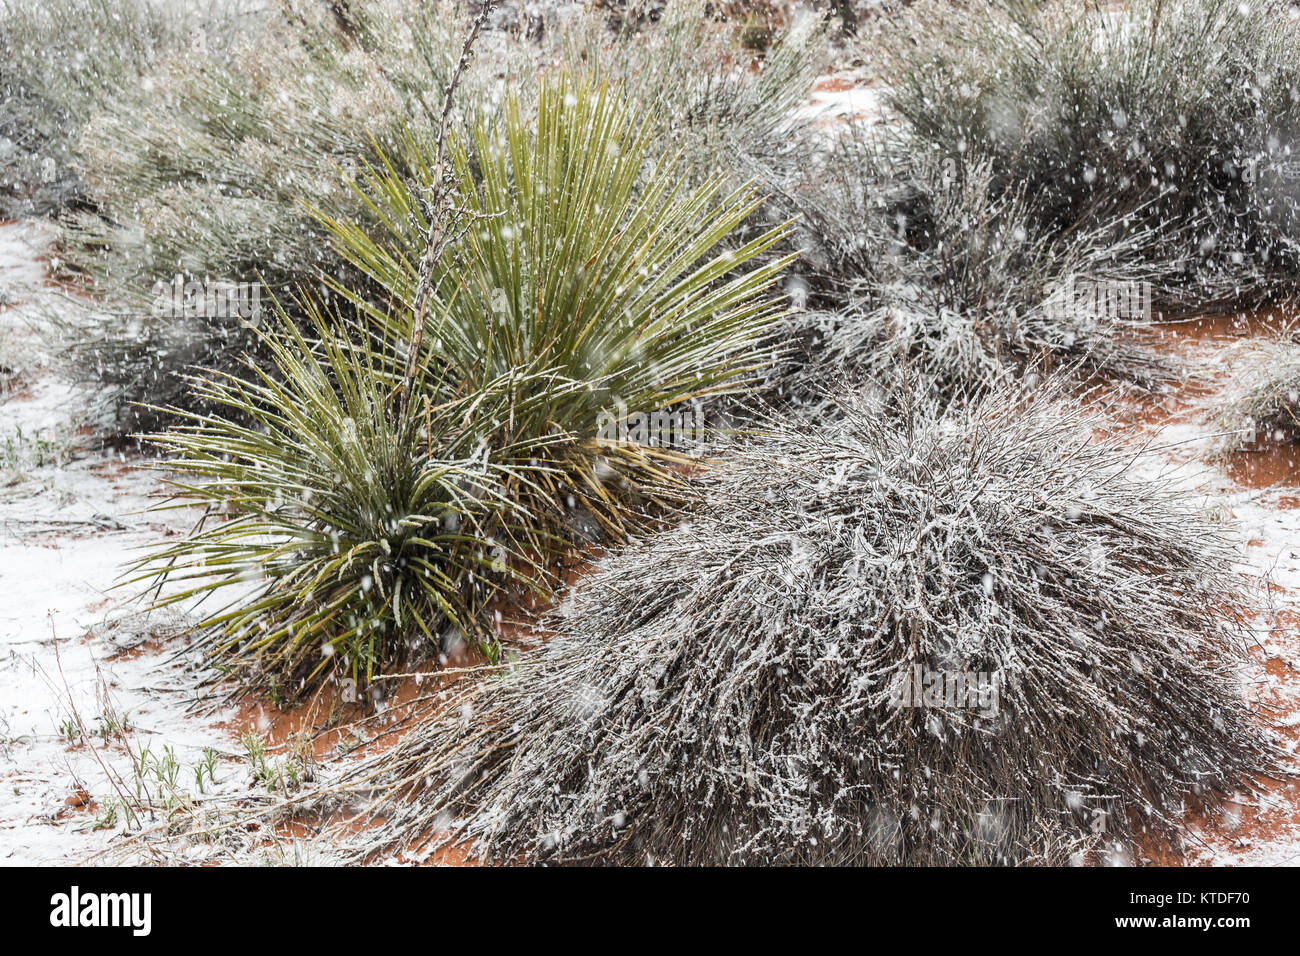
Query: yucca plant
130,73,790,700
131,300,565,702
322,73,793,544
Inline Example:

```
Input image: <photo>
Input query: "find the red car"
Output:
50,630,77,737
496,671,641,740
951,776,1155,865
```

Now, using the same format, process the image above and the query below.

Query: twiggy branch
396,0,502,419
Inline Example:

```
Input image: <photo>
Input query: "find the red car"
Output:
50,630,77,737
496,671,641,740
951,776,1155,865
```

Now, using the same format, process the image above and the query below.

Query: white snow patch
0,221,244,865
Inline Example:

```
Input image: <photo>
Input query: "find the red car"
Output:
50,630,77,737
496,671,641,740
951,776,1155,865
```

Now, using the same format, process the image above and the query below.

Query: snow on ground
806,73,886,125
0,221,247,865
797,70,889,134
1110,337,1300,866
1201,501,1300,863
1180,479,1300,865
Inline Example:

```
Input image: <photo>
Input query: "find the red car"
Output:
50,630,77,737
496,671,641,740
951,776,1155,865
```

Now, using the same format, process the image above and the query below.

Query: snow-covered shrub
885,0,1300,304
55,0,817,436
324,74,791,548
773,129,1171,404
56,0,535,435
571,0,826,194
330,382,1273,865
0,0,251,217
1212,332,1300,451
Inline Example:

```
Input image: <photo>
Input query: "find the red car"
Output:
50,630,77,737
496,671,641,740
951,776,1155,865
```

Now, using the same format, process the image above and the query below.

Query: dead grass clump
1212,333,1300,452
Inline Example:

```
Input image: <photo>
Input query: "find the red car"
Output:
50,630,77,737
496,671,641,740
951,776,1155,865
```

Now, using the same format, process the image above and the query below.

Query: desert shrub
327,381,1273,864
772,128,1171,404
324,73,791,544
1212,331,1300,451
0,0,251,217
55,0,815,435
55,0,538,434
884,0,1300,303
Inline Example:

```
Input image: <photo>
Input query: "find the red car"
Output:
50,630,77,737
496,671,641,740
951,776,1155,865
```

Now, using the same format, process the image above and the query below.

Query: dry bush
769,130,1173,405
323,381,1274,865
54,0,820,436
883,0,1300,306
1211,331,1300,452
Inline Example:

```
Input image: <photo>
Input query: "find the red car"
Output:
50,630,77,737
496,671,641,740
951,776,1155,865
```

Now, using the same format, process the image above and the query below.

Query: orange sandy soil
1110,311,1300,865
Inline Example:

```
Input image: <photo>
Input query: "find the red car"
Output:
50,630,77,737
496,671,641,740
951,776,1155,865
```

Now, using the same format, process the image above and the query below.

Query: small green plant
194,748,221,794
94,710,132,744
152,745,181,792
238,731,311,794
90,803,118,832
1,425,63,471
53,666,227,839
239,732,273,790
117,742,206,830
